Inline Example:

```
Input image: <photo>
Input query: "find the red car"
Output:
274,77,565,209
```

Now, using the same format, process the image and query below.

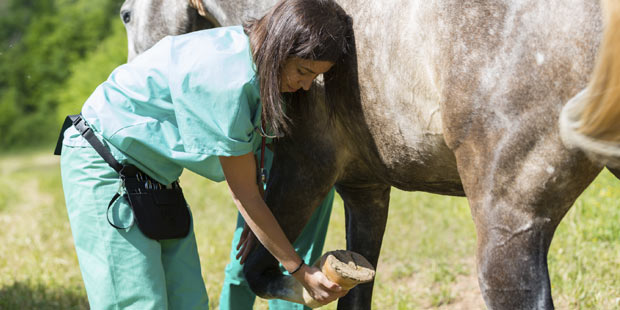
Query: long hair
577,0,620,142
244,0,350,137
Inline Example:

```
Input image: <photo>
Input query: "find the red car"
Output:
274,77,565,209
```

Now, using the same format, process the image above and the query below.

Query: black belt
54,115,123,172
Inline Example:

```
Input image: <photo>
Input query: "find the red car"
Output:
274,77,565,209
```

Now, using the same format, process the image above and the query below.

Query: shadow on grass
0,281,88,310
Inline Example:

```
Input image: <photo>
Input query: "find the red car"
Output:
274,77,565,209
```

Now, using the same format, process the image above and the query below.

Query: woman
57,0,350,308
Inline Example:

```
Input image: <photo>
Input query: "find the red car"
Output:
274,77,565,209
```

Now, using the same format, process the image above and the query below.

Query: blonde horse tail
559,0,620,167
577,0,620,142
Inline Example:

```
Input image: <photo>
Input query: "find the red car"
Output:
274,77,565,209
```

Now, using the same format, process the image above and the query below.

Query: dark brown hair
244,0,350,136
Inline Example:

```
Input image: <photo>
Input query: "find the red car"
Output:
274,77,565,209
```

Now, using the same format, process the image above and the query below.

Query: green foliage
55,21,127,121
0,0,123,150
0,0,54,46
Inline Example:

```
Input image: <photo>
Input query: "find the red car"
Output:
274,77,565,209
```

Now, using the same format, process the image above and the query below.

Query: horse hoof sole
320,250,375,290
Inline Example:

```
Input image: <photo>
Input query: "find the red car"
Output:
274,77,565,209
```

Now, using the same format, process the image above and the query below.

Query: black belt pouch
55,115,190,240
121,167,191,240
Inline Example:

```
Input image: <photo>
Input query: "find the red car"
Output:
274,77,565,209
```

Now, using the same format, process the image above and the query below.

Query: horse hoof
319,250,375,290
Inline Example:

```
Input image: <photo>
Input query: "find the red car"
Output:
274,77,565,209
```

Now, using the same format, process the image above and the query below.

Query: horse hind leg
334,182,390,310
453,133,601,309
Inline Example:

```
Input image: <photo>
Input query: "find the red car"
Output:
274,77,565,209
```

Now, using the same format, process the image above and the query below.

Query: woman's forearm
231,190,303,273
219,153,302,272
220,154,345,305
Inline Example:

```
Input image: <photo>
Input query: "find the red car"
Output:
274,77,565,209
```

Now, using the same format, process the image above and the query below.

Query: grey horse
120,0,617,309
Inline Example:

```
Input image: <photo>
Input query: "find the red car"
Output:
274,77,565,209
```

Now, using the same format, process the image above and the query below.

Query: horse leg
333,183,390,310
453,135,601,309
243,143,338,306
606,166,620,179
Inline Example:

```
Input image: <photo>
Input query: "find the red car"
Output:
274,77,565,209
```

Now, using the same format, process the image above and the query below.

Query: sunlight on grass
0,151,618,309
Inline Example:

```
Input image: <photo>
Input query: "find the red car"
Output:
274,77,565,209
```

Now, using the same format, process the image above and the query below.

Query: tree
0,0,122,150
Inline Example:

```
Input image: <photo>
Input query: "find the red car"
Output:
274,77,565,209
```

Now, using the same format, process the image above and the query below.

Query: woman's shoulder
168,26,257,94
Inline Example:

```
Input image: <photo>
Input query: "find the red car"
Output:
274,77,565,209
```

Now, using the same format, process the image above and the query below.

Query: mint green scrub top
79,26,264,185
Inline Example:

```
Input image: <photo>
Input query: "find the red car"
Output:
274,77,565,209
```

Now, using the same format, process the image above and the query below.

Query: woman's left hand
236,223,257,264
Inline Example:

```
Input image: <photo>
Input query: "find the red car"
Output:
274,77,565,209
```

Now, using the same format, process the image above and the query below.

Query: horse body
198,0,273,26
338,1,464,194
121,0,217,60
120,0,611,309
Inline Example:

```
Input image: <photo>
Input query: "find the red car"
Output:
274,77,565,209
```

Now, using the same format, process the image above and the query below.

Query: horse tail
559,0,620,168
576,0,620,141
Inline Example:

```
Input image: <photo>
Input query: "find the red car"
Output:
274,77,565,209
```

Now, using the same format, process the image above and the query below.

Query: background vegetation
0,0,126,151
0,1,618,309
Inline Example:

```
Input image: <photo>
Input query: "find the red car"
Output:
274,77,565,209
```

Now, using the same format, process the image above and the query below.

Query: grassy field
0,150,618,309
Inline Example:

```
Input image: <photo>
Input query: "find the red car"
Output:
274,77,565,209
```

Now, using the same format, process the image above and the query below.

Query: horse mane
577,0,620,142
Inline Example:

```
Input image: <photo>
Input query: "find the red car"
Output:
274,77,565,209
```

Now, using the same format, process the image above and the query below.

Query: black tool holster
55,115,190,240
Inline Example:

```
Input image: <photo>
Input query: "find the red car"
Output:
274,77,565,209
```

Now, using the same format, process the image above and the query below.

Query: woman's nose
300,78,313,91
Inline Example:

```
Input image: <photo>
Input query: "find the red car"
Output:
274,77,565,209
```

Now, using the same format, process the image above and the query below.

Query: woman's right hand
236,223,257,264
292,264,348,305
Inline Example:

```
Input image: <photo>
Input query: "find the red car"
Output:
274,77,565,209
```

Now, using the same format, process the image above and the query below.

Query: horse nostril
121,10,131,24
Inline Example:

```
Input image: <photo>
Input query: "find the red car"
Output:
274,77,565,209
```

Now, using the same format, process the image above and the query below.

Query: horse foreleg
333,183,390,310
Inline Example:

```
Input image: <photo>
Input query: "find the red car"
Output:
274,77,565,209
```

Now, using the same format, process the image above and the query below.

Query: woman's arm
219,153,345,304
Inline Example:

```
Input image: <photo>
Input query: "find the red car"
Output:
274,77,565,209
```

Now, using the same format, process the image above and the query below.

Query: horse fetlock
481,287,554,310
274,275,323,308
477,243,553,310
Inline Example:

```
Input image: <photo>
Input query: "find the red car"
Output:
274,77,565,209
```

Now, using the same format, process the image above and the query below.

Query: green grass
0,151,618,309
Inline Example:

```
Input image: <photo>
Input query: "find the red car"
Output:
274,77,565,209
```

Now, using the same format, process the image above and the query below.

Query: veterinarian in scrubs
58,0,350,309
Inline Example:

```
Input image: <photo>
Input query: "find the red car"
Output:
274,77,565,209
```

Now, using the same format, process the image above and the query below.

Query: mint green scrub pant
219,188,334,310
60,143,209,309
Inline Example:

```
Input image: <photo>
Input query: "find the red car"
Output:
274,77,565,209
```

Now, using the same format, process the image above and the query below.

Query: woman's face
280,57,334,93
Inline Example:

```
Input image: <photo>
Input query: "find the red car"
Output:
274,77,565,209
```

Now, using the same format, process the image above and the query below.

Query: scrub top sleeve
173,82,258,157
167,28,260,158
107,36,173,105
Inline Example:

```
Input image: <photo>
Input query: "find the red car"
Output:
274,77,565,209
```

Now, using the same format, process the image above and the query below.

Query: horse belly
347,1,462,194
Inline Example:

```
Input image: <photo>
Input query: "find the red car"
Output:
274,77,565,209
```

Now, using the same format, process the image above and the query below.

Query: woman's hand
293,264,349,305
236,223,257,264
